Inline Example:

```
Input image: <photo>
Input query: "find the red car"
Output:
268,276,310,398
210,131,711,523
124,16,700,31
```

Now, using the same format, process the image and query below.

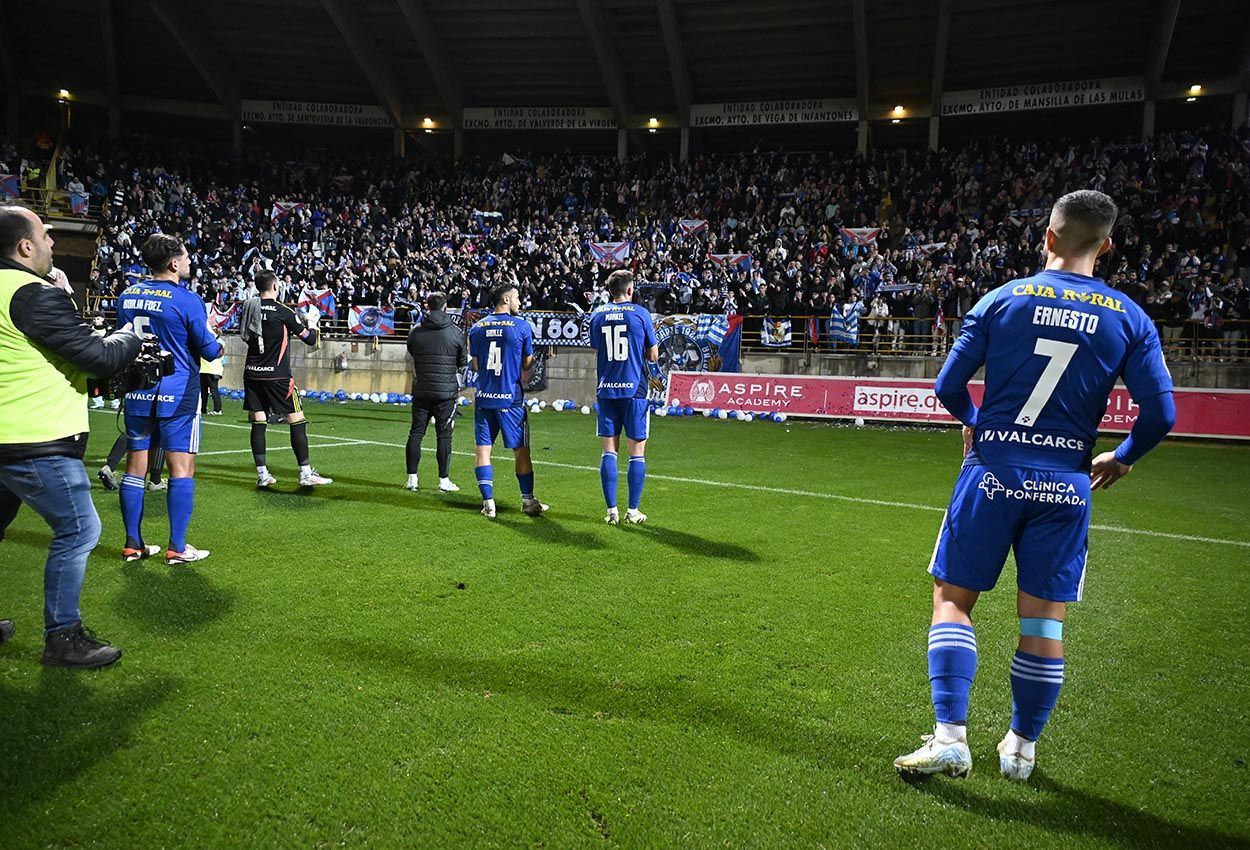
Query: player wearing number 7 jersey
467,283,548,518
894,191,1175,783
589,270,658,526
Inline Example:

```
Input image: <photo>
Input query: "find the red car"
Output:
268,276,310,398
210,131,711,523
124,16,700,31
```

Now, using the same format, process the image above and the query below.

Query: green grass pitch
1,402,1248,848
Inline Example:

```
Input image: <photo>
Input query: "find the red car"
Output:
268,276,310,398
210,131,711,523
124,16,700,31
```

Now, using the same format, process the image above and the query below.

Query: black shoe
0,619,13,645
41,624,122,669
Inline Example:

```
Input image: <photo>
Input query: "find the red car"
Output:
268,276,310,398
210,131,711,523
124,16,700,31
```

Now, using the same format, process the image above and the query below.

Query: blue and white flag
695,314,730,346
828,303,862,345
349,306,395,336
70,192,89,215
761,317,791,347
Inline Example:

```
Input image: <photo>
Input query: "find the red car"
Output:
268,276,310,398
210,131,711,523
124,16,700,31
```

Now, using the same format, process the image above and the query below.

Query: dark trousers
200,374,221,413
407,397,456,477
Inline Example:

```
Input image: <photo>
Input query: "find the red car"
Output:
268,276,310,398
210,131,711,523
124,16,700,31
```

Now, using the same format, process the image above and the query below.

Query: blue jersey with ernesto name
589,302,656,399
116,278,223,418
953,269,1172,471
468,313,533,409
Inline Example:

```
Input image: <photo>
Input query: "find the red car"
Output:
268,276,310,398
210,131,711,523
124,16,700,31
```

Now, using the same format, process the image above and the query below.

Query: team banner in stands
271,201,305,222
709,252,752,272
523,311,592,347
839,227,882,246
207,302,239,332
298,287,336,318
588,241,632,266
650,315,744,403
678,219,708,237
689,99,858,127
665,374,1250,439
349,306,395,336
242,99,392,129
0,174,19,198
941,77,1145,117
70,192,89,215
462,107,616,130
760,317,792,347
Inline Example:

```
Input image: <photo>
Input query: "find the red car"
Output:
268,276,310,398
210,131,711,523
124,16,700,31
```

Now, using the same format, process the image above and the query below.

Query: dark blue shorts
928,463,1091,602
596,397,650,441
474,405,529,449
125,410,202,454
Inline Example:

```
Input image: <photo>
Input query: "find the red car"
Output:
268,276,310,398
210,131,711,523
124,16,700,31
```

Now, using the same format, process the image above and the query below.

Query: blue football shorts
928,462,1092,602
596,397,650,441
125,410,202,454
474,405,529,449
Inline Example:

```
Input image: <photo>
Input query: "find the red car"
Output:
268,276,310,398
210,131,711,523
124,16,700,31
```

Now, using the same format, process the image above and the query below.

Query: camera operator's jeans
0,456,101,636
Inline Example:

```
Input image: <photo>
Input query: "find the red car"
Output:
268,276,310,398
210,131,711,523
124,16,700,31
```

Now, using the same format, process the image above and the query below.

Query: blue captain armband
1020,617,1064,641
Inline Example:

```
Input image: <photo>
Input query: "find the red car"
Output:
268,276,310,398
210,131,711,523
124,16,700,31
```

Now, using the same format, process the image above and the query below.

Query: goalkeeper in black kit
240,271,332,488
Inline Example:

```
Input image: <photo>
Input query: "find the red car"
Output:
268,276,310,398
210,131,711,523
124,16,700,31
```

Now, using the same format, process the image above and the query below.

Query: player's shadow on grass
911,771,1250,849
322,640,854,763
493,513,608,550
0,668,179,826
628,524,760,562
112,561,236,634
0,527,47,550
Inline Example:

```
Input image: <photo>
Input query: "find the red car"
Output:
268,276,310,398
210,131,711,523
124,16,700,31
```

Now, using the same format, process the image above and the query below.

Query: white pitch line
196,442,364,458
93,410,1250,549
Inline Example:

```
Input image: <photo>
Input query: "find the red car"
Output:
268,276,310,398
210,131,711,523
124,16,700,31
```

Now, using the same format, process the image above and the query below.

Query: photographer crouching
0,205,141,668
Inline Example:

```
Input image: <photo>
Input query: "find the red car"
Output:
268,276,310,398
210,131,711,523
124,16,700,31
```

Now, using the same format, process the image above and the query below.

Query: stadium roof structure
3,0,1249,148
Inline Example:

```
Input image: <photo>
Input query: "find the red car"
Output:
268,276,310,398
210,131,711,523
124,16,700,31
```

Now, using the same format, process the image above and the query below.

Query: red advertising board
666,372,1250,440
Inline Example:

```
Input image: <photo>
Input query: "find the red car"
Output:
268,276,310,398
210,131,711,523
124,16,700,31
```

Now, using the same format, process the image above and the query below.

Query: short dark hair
606,269,634,298
426,291,447,311
141,233,185,272
255,270,278,293
1051,190,1118,255
489,283,517,307
0,204,37,258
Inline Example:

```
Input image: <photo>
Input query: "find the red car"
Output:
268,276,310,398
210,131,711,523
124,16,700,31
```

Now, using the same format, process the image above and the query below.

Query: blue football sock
1010,651,1065,741
600,452,618,508
517,471,535,501
167,477,195,553
475,465,493,501
627,456,646,510
119,474,146,549
928,623,978,725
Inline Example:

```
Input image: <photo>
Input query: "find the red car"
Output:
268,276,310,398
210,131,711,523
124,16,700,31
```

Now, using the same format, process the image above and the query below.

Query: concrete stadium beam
656,0,692,125
927,0,951,151
577,0,631,132
100,0,121,136
1141,0,1181,139
147,0,240,116
395,0,464,120
851,0,870,154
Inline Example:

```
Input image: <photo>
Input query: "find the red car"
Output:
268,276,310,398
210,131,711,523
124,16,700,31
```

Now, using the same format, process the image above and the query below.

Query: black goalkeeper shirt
243,298,317,381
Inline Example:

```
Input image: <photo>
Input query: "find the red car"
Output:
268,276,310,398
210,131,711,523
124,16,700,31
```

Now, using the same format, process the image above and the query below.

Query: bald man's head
1047,190,1118,259
0,205,54,275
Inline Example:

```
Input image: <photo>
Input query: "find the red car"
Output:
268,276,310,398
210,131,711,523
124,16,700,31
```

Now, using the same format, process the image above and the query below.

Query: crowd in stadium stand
8,121,1250,355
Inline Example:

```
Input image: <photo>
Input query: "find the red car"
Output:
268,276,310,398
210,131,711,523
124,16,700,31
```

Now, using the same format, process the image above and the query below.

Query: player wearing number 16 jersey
589,270,658,525
467,283,548,519
895,191,1175,782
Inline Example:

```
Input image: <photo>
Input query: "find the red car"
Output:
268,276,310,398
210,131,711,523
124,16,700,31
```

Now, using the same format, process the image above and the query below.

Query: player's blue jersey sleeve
1121,313,1173,403
936,289,998,425
520,319,533,360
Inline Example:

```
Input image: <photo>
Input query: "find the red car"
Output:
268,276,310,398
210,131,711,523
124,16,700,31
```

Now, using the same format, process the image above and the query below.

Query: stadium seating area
10,124,1250,356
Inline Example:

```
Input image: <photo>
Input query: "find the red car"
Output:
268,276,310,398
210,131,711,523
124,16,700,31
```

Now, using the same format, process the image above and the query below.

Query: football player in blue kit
588,270,658,525
115,234,224,565
894,191,1175,781
467,283,549,519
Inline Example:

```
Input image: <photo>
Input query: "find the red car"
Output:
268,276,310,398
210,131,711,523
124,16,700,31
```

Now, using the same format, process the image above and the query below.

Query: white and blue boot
894,725,973,779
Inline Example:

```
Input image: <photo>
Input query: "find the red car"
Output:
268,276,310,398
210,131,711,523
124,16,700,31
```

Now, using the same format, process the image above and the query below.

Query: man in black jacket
405,292,468,492
0,205,141,668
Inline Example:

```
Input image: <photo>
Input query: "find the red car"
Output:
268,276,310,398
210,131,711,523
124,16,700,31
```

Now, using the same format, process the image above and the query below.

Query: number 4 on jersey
1015,338,1079,426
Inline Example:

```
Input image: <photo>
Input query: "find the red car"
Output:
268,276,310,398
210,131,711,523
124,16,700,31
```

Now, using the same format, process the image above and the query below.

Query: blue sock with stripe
928,623,978,726
1010,651,1065,741
475,465,493,501
517,471,535,501
119,474,146,549
167,478,194,553
627,456,646,510
600,452,618,508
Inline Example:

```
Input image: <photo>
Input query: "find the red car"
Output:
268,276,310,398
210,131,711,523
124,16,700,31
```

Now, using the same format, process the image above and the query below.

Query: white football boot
997,730,1036,781
165,544,210,566
624,508,647,525
258,472,278,488
437,478,460,493
405,475,419,491
521,498,549,516
481,499,496,518
604,507,620,525
894,727,973,779
299,469,333,486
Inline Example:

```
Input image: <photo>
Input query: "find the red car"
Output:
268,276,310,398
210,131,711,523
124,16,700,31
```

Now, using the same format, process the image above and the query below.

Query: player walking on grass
467,283,548,519
116,235,223,565
241,270,331,489
589,270,658,525
894,190,1176,782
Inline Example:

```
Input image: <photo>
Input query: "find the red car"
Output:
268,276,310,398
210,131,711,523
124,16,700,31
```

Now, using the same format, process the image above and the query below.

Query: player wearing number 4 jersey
467,283,548,519
589,270,658,526
894,191,1175,782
